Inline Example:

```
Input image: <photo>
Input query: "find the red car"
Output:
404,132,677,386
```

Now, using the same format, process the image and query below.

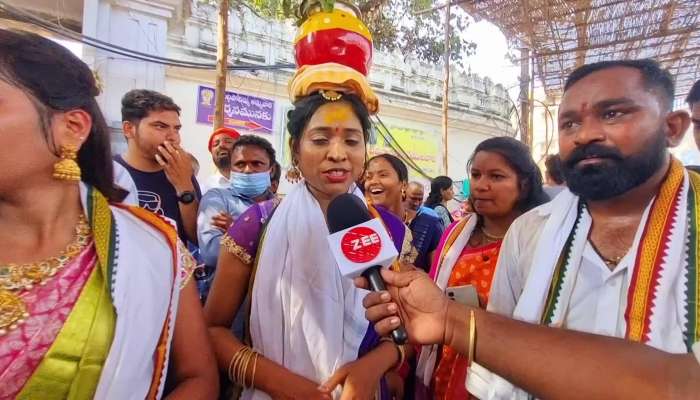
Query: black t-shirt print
114,155,201,242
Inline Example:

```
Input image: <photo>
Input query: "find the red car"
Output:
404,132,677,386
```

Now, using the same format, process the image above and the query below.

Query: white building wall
447,129,495,181
4,0,517,191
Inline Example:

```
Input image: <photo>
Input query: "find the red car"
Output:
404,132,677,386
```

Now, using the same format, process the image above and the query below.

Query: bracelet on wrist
467,309,476,367
380,337,406,371
227,346,260,389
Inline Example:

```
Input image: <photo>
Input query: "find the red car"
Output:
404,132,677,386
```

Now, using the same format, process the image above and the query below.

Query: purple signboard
196,85,274,133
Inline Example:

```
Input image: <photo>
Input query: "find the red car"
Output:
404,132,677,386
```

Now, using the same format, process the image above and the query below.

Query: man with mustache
196,134,277,301
116,89,201,243
202,127,240,193
357,59,699,399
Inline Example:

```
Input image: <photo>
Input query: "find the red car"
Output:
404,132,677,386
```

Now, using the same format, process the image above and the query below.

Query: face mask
231,171,271,198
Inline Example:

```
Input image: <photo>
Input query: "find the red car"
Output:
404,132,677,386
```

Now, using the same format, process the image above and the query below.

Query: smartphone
446,284,479,307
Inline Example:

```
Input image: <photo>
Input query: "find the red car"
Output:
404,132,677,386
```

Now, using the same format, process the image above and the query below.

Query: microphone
327,193,408,344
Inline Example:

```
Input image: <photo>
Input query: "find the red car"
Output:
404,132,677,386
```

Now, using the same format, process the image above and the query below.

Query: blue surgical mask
230,171,271,198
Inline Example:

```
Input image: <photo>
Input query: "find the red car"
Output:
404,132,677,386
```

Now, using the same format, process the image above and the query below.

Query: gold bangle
468,309,476,367
232,349,242,383
232,349,245,384
235,350,247,387
396,343,406,370
245,351,256,388
227,350,240,382
228,347,259,388
240,349,254,388
380,337,405,370
233,349,247,385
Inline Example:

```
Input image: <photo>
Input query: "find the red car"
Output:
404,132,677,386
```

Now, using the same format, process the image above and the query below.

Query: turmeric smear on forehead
322,103,353,125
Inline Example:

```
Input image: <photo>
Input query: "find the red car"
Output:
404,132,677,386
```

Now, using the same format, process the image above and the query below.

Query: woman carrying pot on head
205,6,413,396
205,78,414,400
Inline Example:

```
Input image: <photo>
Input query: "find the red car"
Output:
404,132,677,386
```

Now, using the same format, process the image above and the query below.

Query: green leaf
197,0,477,69
319,0,336,12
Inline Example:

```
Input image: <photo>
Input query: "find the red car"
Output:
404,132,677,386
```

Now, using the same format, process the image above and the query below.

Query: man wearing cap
202,127,240,193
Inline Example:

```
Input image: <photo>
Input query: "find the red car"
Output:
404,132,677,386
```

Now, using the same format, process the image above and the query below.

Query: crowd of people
1,20,699,400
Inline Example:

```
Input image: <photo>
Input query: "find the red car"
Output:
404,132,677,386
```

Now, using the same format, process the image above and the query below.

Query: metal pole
214,0,230,129
441,1,452,176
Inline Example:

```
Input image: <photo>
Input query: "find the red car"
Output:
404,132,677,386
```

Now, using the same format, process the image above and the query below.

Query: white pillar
85,0,182,127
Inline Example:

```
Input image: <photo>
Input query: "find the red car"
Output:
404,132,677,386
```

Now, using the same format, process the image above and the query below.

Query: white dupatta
245,183,370,399
512,181,689,345
466,190,585,400
468,167,693,399
416,215,478,386
79,185,184,400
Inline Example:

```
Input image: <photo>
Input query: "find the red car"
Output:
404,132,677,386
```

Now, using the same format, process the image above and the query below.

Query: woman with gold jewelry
205,87,410,400
416,137,548,400
204,3,410,399
0,30,217,399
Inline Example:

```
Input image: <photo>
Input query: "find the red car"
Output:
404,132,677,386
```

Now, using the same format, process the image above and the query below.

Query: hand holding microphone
326,194,408,344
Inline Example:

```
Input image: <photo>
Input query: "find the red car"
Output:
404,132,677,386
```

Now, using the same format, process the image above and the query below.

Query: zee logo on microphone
341,226,382,263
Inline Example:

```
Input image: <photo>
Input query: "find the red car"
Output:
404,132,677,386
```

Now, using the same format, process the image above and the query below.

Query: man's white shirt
468,192,697,399
201,171,230,194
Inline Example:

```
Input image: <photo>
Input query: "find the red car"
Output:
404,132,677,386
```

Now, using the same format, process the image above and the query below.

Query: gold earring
286,159,302,183
53,145,81,181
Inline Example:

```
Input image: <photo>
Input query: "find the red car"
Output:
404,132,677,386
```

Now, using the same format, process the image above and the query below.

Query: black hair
467,136,549,213
544,154,565,185
121,89,181,124
424,176,453,208
368,153,408,182
232,134,276,166
564,59,674,109
0,29,126,202
286,92,372,154
687,79,700,105
271,160,282,183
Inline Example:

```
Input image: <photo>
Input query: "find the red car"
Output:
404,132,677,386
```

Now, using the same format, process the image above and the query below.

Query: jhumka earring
52,145,81,181
286,159,302,183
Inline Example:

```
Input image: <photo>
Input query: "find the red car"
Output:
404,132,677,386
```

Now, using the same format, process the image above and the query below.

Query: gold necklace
0,214,91,335
403,209,412,225
600,254,625,269
480,226,505,242
590,241,629,269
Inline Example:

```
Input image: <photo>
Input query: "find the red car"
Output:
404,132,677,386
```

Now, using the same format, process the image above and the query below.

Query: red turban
208,127,240,152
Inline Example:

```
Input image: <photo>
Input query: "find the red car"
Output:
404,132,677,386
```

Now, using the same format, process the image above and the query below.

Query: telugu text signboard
196,85,274,133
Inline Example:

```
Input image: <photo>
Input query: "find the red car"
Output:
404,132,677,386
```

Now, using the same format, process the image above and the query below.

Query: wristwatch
177,191,196,204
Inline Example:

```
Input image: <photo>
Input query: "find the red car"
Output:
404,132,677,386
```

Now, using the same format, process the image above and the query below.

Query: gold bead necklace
0,214,91,335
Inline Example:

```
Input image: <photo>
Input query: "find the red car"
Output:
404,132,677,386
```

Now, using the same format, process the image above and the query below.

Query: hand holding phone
446,284,479,307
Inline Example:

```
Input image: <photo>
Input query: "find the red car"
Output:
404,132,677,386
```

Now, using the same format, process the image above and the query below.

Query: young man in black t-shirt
115,89,201,243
